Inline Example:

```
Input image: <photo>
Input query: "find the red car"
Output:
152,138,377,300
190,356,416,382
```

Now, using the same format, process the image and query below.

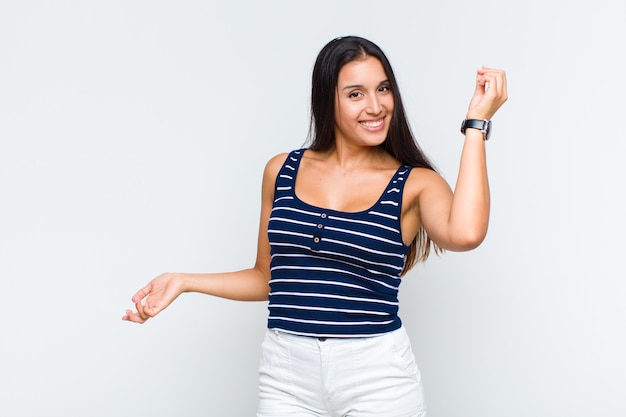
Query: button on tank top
267,149,413,337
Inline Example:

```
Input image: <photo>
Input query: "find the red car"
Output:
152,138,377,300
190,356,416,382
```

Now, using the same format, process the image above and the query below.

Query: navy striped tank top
267,149,413,338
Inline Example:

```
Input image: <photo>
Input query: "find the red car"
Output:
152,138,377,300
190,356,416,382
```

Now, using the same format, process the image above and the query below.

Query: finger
477,67,504,75
479,69,507,94
122,309,147,324
137,296,165,319
473,73,487,97
135,299,151,321
489,75,508,103
479,72,507,102
482,74,498,97
131,284,153,304
496,71,508,99
122,309,132,321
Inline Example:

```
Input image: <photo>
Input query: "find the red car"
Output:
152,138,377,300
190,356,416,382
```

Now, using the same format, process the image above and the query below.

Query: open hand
122,273,185,324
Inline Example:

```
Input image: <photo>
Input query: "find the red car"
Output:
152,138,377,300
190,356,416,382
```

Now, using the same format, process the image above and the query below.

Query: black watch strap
460,119,491,140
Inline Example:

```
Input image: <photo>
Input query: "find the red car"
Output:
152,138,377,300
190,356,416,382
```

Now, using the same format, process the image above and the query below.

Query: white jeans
257,326,426,417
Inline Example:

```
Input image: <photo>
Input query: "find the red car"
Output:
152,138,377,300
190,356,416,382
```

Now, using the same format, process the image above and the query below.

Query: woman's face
334,56,394,148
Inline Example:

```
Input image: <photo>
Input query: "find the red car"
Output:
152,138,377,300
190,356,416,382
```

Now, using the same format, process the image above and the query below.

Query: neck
316,144,394,173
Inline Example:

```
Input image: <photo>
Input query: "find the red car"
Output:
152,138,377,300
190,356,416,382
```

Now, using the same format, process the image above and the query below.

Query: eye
348,91,363,99
378,85,391,93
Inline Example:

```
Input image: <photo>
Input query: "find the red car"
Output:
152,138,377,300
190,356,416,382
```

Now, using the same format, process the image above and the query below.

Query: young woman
123,36,508,416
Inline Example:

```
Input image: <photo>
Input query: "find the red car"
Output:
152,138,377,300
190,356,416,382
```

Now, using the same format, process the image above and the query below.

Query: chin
364,133,389,147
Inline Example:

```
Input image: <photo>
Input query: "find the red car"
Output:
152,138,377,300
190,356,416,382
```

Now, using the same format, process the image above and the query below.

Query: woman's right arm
122,153,288,324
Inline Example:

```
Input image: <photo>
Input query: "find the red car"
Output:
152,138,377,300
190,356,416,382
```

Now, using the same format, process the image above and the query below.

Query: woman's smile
359,118,385,131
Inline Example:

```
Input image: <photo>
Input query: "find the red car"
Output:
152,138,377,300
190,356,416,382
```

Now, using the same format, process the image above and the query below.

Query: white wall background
1,0,624,416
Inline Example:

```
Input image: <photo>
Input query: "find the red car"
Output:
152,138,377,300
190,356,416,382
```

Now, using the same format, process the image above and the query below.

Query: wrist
460,118,491,141
466,112,488,120
169,272,189,293
463,128,485,141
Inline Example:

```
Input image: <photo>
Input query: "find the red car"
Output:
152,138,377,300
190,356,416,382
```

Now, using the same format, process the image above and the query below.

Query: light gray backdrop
1,0,624,416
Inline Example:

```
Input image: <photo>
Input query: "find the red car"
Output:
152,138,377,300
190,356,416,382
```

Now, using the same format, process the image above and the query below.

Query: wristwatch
460,119,491,141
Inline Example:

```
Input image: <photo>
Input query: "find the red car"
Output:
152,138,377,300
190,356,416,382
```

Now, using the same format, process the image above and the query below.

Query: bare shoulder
263,152,290,178
405,167,451,200
259,152,291,205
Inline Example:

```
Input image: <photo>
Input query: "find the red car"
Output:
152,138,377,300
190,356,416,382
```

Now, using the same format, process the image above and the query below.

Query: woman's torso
266,149,414,338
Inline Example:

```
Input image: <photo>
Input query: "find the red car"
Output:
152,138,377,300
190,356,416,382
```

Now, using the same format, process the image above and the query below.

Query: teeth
360,119,383,127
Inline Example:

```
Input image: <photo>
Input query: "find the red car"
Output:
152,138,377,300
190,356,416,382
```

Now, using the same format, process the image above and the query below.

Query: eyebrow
341,80,390,91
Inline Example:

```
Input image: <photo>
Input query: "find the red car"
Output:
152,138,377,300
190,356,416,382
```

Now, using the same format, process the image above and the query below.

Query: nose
366,95,382,115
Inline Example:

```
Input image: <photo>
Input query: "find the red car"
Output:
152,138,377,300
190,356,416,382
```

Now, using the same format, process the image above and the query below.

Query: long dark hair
307,36,442,273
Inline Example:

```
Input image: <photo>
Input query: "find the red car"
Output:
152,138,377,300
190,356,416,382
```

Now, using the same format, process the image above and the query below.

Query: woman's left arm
417,67,507,251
